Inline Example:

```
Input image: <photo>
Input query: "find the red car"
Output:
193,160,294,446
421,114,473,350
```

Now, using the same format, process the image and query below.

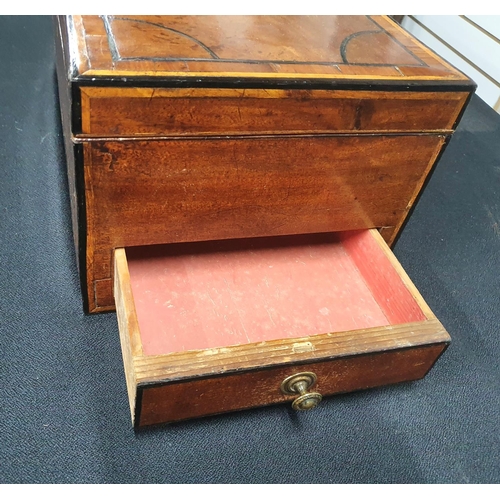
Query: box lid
60,15,474,90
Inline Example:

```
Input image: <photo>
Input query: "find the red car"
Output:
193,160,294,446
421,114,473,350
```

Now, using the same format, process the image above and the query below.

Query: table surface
1,16,499,484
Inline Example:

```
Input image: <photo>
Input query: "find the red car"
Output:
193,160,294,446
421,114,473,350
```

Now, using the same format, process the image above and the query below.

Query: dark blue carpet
0,16,499,483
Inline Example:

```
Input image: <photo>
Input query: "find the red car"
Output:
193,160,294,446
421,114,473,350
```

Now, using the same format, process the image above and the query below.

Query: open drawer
114,229,449,427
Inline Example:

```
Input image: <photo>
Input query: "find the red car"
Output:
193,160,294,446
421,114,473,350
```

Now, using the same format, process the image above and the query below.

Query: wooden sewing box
55,15,475,427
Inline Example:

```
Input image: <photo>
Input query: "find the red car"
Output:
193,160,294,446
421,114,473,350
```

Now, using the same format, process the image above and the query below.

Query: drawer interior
116,229,429,357
113,228,449,426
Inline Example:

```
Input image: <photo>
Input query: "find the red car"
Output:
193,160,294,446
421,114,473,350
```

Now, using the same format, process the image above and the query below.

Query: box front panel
84,135,444,311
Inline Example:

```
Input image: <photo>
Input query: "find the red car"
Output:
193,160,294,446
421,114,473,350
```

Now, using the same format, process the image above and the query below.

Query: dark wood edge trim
73,142,89,313
70,76,476,93
134,386,143,429
71,83,82,135
452,91,476,130
390,132,453,248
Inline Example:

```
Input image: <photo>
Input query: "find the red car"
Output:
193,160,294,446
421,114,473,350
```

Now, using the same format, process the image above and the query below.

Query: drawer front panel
79,87,469,137
137,344,446,426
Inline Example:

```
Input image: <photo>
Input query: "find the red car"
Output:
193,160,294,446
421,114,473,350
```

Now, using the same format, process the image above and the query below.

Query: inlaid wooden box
55,15,475,427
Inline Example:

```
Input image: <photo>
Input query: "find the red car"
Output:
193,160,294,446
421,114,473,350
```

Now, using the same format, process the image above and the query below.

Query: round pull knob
280,372,322,411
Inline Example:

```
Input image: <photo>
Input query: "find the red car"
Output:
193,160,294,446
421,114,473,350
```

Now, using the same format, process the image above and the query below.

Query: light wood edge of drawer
114,248,143,424
131,319,449,386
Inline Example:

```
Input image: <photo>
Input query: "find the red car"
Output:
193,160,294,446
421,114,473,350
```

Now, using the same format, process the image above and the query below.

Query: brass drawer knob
280,372,322,411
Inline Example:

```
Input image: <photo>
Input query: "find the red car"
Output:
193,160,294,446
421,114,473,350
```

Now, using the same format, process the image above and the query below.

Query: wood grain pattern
132,318,449,384
83,135,445,311
59,15,473,84
114,250,143,358
137,343,447,426
79,87,469,137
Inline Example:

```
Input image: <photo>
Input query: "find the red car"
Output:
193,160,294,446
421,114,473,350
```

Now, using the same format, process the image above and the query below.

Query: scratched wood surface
65,15,471,83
